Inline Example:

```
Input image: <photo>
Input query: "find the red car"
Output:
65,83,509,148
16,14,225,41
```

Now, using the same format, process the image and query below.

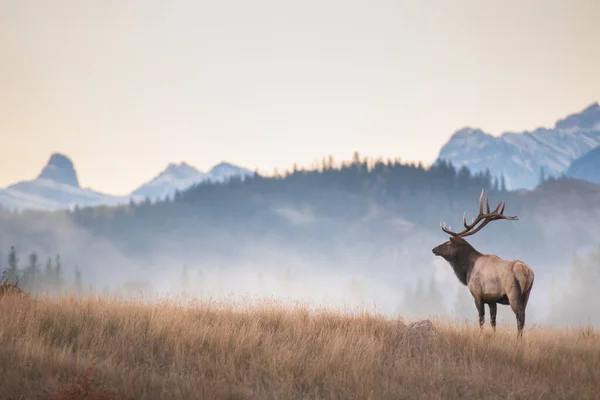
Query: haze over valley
3,101,600,328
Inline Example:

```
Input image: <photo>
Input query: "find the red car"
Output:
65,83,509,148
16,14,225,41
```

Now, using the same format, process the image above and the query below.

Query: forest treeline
1,153,600,326
0,154,597,273
2,246,83,295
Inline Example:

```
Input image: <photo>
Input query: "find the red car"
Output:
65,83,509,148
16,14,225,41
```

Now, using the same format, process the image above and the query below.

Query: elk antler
440,189,517,238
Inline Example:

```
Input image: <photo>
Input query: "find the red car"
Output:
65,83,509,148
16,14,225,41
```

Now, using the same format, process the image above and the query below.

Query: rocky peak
162,162,202,179
555,102,600,131
37,153,80,188
207,162,254,182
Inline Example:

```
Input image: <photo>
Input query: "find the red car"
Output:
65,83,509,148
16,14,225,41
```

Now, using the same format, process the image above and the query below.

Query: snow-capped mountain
206,162,254,183
0,154,256,211
131,162,207,201
0,153,127,211
436,102,600,190
565,145,600,185
131,161,254,201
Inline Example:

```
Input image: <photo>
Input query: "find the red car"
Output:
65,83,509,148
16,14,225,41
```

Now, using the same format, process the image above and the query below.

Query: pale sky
1,0,598,195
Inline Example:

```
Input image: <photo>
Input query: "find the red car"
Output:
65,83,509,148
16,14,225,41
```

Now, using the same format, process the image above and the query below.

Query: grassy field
0,292,599,400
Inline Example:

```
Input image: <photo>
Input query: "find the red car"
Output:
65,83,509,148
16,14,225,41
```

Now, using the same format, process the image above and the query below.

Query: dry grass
0,293,599,400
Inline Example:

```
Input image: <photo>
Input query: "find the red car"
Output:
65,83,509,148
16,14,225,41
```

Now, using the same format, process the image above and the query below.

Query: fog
1,173,600,329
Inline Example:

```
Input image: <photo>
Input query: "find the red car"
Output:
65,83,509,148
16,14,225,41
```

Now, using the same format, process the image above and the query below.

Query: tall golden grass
0,292,599,399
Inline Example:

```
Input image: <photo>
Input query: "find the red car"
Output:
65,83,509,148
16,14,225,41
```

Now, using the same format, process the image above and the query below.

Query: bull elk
432,189,534,338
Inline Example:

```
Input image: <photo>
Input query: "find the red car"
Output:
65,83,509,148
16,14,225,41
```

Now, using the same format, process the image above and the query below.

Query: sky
0,0,599,195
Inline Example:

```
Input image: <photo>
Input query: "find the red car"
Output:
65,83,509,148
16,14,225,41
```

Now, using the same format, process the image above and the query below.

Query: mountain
0,153,257,211
131,162,207,201
206,162,254,183
565,145,600,185
436,102,600,190
37,153,80,187
131,161,254,201
0,153,126,211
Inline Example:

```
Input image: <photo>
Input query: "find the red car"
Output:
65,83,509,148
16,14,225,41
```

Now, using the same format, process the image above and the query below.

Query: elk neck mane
449,239,482,286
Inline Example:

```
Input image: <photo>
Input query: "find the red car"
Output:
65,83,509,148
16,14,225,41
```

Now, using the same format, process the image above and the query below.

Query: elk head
432,189,517,263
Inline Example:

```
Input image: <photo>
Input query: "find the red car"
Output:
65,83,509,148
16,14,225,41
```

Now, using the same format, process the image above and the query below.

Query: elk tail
515,262,534,305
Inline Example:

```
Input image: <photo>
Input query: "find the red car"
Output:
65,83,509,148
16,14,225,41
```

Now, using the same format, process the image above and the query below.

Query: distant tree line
549,244,600,326
0,152,581,294
2,246,83,295
59,154,506,247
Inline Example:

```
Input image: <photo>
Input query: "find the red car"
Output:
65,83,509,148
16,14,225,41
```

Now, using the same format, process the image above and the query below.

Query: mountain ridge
0,154,256,211
131,161,254,201
3,102,600,210
436,102,600,190
565,145,600,185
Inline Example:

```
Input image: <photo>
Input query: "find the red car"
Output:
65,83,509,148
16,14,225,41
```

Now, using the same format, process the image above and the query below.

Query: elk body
432,190,534,338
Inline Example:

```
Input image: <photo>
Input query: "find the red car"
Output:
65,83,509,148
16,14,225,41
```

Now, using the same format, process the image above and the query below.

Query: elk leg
508,283,524,339
517,311,525,339
474,297,485,329
489,302,497,332
519,284,533,336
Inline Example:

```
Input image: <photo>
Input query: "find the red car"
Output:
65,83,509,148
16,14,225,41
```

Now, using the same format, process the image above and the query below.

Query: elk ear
449,236,461,244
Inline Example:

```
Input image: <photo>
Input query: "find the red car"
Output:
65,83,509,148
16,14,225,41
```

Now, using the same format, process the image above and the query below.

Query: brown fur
433,236,535,338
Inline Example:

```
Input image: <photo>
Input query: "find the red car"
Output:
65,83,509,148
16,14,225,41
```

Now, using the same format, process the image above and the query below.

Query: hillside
3,158,600,325
1,293,598,399
565,145,600,184
0,158,502,293
436,102,600,190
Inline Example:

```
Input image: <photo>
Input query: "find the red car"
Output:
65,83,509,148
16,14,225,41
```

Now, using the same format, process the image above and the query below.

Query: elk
432,189,534,338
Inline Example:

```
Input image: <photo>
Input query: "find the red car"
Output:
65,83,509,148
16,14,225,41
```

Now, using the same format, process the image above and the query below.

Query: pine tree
484,168,492,190
74,265,83,295
500,174,507,192
539,166,546,186
24,252,41,292
492,176,499,192
54,255,63,292
44,257,53,293
6,246,19,284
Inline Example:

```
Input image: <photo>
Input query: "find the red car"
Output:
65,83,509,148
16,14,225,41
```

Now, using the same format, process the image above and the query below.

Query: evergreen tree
457,166,472,189
500,174,507,192
539,166,546,185
44,257,53,292
327,155,335,170
54,255,63,292
484,168,492,190
74,265,83,295
24,252,41,292
5,246,19,284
